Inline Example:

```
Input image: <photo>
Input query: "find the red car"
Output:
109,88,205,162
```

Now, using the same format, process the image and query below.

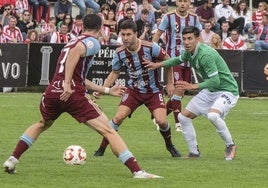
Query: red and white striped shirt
0,33,8,43
222,36,247,50
50,31,76,43
15,0,29,16
2,24,23,43
252,10,266,28
72,23,83,36
100,25,110,45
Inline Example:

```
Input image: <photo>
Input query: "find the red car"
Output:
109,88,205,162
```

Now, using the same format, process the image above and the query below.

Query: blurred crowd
0,0,267,49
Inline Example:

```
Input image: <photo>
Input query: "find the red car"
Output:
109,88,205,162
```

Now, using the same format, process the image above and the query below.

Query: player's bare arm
85,79,126,97
152,30,163,43
143,59,164,70
163,54,175,97
103,70,121,87
91,70,121,99
60,42,85,102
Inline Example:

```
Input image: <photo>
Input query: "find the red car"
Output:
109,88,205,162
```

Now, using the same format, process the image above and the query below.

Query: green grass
1,93,268,188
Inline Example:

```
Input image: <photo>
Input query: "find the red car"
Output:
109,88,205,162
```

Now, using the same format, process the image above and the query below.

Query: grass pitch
1,93,268,188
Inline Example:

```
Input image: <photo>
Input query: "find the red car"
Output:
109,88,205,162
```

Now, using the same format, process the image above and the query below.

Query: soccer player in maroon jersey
93,19,181,158
152,0,202,132
3,14,162,179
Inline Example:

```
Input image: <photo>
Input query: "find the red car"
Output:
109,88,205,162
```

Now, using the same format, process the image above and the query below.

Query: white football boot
133,170,163,179
3,156,18,174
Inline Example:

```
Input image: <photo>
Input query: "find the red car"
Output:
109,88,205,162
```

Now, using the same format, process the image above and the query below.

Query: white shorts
186,89,239,119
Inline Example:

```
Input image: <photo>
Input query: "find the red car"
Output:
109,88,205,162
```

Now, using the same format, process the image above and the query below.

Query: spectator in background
0,4,13,26
24,28,39,43
252,1,267,29
50,21,75,43
54,0,72,24
0,1,15,14
222,29,247,50
57,13,73,32
117,0,137,16
27,0,49,24
116,1,134,24
14,0,29,18
188,2,195,14
2,16,23,43
200,21,215,45
98,3,110,20
73,0,100,17
232,0,253,39
17,10,36,40
250,14,268,51
71,14,83,36
209,33,222,49
0,24,8,43
154,1,167,21
106,0,117,13
117,7,134,34
214,0,244,34
41,16,56,42
135,0,155,28
216,21,230,41
136,8,152,41
104,9,117,43
196,0,217,31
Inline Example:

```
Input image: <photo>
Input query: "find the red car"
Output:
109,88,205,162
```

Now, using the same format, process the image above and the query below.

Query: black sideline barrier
243,51,268,92
0,44,28,87
0,43,268,95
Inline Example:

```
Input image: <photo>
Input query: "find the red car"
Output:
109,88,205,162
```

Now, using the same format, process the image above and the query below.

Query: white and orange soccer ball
63,145,87,165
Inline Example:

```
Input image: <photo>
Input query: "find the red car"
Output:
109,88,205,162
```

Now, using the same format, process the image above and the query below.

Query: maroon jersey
45,35,101,98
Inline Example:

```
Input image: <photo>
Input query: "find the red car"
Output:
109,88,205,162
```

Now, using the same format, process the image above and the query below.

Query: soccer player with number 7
3,14,162,178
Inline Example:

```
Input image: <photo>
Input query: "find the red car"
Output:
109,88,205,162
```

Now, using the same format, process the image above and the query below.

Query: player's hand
165,83,175,97
142,59,162,70
60,83,73,102
109,84,126,97
92,91,102,99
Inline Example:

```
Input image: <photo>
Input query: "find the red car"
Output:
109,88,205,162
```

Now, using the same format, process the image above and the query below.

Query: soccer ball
63,145,87,165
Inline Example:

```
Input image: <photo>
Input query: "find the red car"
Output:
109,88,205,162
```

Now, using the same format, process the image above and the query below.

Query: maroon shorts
173,65,192,83
40,94,102,123
120,88,166,114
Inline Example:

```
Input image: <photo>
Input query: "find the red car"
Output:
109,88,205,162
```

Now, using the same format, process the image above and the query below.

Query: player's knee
154,118,167,128
178,113,191,125
207,112,220,124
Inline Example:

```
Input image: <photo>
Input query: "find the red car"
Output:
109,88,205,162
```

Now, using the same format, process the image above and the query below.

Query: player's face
182,33,199,53
120,28,137,49
176,0,190,13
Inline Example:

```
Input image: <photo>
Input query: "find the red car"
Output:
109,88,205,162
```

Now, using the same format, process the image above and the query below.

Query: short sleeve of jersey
158,14,169,32
81,37,101,56
111,51,122,71
152,42,167,60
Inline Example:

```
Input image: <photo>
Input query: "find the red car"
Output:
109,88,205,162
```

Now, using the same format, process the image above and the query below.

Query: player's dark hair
120,19,137,33
83,14,102,31
182,26,200,37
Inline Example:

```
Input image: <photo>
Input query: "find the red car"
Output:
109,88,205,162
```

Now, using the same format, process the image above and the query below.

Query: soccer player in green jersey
143,26,239,160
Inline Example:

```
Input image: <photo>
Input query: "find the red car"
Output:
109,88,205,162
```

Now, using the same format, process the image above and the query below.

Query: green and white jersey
163,43,239,96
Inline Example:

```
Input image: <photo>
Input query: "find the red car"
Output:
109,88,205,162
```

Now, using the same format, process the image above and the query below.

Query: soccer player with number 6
93,19,181,158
